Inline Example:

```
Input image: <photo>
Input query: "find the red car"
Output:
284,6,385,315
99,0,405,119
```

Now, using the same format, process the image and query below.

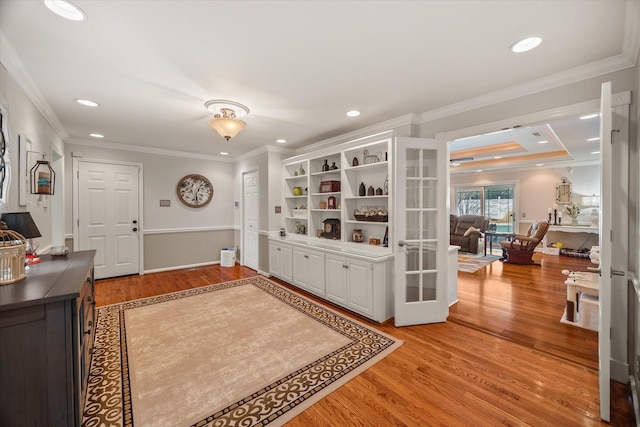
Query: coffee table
484,231,514,256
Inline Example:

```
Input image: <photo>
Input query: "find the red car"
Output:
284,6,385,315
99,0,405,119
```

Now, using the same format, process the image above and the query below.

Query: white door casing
394,137,449,326
243,170,259,270
598,81,612,422
75,159,142,279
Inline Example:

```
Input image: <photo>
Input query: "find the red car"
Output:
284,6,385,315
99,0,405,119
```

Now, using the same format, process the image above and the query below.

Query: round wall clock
177,174,213,208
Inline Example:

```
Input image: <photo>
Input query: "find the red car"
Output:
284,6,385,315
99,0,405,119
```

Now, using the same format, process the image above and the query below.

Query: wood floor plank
94,254,635,426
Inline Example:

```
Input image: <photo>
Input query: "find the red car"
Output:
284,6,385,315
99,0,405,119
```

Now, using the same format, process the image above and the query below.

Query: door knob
133,220,138,224
132,227,138,232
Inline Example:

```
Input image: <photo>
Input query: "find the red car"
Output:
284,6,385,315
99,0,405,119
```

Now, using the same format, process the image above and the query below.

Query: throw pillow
463,226,481,237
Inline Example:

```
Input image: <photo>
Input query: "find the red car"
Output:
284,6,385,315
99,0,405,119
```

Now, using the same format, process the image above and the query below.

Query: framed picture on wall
555,178,572,204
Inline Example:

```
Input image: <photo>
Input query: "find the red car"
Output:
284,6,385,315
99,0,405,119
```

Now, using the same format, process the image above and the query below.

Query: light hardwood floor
96,252,634,426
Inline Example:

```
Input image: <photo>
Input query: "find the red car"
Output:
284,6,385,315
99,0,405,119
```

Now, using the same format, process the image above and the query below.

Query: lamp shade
1,212,42,239
581,195,599,207
208,116,246,140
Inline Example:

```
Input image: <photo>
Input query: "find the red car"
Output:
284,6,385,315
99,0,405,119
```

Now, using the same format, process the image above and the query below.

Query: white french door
243,170,259,270
76,160,141,279
394,137,449,326
598,81,613,421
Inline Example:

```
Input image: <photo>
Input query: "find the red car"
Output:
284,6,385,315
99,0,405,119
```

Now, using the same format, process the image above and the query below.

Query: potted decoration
564,203,581,225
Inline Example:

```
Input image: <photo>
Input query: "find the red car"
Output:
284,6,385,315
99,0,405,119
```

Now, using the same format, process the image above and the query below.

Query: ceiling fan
449,156,474,166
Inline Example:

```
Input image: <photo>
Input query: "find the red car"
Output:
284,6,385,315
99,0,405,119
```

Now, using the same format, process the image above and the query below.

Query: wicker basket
0,223,26,285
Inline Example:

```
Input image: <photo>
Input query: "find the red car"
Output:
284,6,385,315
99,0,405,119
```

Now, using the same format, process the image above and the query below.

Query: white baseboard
144,261,219,275
611,359,630,383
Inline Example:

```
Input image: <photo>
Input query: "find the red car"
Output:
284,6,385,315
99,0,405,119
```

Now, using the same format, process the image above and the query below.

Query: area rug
458,253,501,273
82,276,402,427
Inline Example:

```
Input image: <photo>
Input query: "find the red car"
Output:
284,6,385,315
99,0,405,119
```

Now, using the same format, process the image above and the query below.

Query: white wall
0,63,63,251
451,164,600,226
65,143,235,234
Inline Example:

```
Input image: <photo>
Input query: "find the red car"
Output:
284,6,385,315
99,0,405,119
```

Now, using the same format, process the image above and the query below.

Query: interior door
243,170,259,270
77,161,140,279
598,81,612,421
394,137,448,326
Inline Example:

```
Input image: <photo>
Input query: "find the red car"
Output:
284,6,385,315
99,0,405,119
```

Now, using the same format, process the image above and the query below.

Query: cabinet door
269,242,282,278
325,255,347,305
292,247,324,295
346,258,373,316
292,248,309,290
280,245,293,283
269,242,293,283
305,249,325,296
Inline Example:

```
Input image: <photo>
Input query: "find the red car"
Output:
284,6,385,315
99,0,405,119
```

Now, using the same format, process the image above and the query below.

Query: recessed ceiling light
476,170,483,173
220,151,229,156
76,99,99,107
580,113,598,120
537,140,549,144
44,0,86,21
89,133,104,138
450,162,461,167
346,110,360,117
510,37,542,53
587,137,600,142
591,151,600,155
276,139,287,144
494,156,502,159
536,163,544,166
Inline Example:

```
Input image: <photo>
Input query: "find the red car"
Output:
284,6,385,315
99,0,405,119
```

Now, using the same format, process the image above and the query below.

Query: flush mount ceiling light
205,100,249,141
44,0,86,21
510,36,542,53
89,133,104,138
587,137,600,141
537,140,549,144
346,110,360,117
276,139,287,144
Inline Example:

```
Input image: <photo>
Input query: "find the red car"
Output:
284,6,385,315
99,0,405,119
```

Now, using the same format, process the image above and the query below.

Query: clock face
325,222,333,232
177,174,213,208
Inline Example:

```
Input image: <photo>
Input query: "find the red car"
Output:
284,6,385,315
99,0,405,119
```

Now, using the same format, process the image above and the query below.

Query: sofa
450,214,489,253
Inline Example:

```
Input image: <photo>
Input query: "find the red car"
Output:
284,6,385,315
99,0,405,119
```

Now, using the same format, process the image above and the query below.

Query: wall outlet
521,212,526,218
275,206,281,213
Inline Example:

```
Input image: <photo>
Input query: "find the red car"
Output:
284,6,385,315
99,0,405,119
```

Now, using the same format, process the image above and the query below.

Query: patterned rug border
82,276,402,427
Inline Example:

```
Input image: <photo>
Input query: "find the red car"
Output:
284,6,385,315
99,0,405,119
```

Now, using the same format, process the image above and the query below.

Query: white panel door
598,81,613,421
243,171,259,270
394,137,448,326
78,161,140,279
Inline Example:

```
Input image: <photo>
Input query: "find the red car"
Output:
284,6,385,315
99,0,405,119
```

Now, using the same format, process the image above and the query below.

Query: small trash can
220,248,236,267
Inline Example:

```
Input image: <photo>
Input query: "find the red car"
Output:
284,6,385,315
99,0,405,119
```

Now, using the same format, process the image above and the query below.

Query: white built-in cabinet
282,137,392,249
271,134,395,322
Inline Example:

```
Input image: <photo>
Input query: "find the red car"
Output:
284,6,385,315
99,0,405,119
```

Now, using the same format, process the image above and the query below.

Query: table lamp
1,212,42,264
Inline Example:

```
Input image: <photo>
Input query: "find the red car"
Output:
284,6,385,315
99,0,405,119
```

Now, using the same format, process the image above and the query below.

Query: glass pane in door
404,148,438,303
456,188,482,215
484,185,514,233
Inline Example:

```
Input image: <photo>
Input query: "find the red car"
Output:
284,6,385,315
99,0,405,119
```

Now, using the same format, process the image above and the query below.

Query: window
455,184,515,233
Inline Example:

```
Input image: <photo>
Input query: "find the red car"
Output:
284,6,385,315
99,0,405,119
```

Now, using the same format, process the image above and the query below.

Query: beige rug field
82,276,401,426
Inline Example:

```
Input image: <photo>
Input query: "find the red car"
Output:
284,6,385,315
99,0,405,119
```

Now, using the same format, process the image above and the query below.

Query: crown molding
419,54,634,125
0,31,69,141
294,113,418,156
66,137,235,162
623,0,640,64
236,143,296,161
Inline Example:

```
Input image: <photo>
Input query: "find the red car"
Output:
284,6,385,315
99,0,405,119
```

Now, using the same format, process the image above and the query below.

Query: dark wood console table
0,250,96,426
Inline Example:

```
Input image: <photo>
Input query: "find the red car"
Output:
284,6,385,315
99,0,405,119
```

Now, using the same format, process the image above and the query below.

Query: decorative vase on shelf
359,182,366,196
298,164,305,176
571,218,578,226
330,162,338,170
384,175,389,195
322,159,329,172
352,157,359,167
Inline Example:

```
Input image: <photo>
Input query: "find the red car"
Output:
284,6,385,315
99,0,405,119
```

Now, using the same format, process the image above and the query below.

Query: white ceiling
0,0,637,165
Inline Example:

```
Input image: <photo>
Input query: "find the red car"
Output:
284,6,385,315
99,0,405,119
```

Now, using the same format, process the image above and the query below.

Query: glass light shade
208,117,246,141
